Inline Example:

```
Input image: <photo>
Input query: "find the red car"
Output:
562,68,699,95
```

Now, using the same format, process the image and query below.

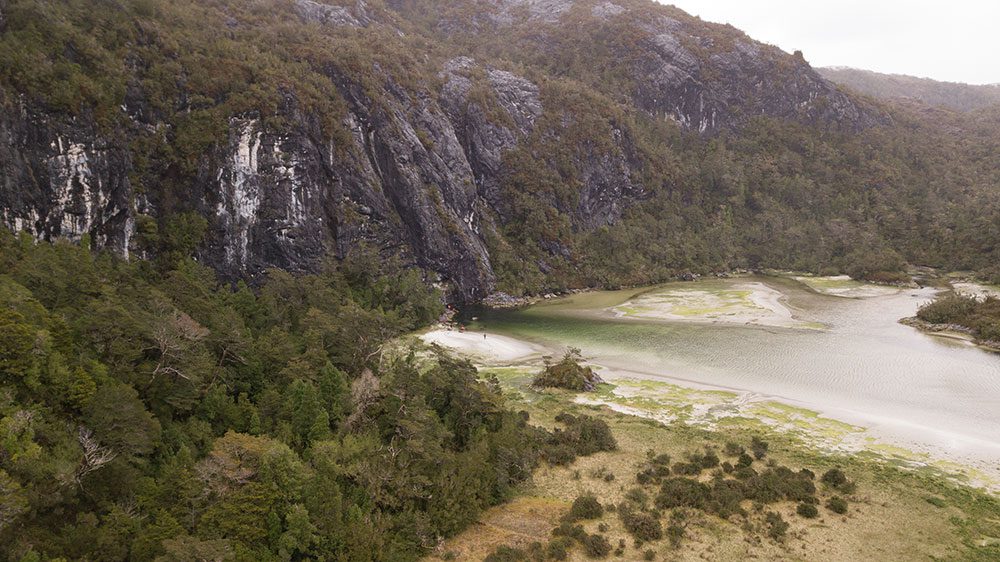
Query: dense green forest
0,222,624,560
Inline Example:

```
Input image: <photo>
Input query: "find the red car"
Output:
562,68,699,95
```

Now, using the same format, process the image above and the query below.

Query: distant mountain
819,67,1000,112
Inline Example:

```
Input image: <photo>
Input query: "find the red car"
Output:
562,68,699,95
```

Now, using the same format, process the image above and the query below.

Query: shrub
765,511,788,541
546,537,572,560
917,294,978,324
651,453,671,466
619,505,663,542
532,348,604,391
750,437,769,460
643,549,656,560
745,467,816,503
671,461,702,476
542,413,617,465
826,496,848,514
724,442,745,457
700,450,720,469
820,468,855,493
552,522,587,541
581,533,612,558
721,461,734,473
706,479,748,518
567,494,604,521
736,453,754,468
484,545,527,562
625,488,649,507
796,502,818,518
655,478,710,510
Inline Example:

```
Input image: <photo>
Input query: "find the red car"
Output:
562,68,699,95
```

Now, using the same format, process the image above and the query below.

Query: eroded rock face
0,98,134,255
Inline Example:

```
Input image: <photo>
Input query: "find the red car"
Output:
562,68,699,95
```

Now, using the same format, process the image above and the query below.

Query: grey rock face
0,97,134,256
630,17,885,133
293,0,370,27
439,57,542,209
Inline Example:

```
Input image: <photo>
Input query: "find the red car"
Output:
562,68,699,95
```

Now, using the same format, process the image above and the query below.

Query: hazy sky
663,1,1000,85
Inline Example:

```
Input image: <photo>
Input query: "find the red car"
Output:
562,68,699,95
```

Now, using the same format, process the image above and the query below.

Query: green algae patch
790,273,900,298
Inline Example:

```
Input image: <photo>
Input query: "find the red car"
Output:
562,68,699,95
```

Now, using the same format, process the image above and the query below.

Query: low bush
484,545,527,562
566,494,604,521
751,437,769,460
796,502,819,518
655,478,710,510
765,511,788,541
546,537,573,560
724,442,745,457
826,496,848,514
736,453,754,468
581,533,612,558
542,413,617,465
619,505,663,542
820,468,856,493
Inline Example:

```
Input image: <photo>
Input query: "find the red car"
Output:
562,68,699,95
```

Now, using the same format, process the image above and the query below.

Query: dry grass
424,389,994,561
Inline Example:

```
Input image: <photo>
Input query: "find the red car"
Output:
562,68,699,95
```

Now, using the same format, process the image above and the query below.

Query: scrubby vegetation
916,293,1000,343
532,348,604,391
540,413,618,465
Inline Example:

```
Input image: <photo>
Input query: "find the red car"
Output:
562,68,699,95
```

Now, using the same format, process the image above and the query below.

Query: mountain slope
0,0,998,302
819,66,1000,112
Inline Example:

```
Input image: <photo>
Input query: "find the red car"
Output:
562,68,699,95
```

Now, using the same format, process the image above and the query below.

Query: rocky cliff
0,0,889,301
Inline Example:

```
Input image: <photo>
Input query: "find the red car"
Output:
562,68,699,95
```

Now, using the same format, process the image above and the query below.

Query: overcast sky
663,1,1000,85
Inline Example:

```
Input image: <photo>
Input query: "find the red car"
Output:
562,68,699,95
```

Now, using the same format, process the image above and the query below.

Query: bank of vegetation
0,227,623,561
908,292,1000,349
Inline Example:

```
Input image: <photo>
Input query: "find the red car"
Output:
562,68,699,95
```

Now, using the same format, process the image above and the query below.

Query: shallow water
463,277,1000,461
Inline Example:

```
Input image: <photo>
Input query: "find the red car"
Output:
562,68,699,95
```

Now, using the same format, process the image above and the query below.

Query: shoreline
899,316,1000,353
421,326,1000,493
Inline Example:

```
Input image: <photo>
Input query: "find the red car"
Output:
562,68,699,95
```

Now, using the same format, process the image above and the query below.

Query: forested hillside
0,223,587,559
819,66,1000,112
1,0,998,301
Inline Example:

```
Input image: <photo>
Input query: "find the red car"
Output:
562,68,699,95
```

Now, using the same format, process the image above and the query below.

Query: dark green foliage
736,453,754,468
532,348,603,391
826,496,848,514
484,545,528,562
542,413,617,465
745,467,817,504
618,505,662,542
580,533,612,558
643,549,656,560
566,494,604,521
655,478,710,510
750,437,769,460
820,468,857,493
796,502,819,518
917,294,1000,343
765,512,789,541
546,537,572,560
723,442,745,457
0,235,563,561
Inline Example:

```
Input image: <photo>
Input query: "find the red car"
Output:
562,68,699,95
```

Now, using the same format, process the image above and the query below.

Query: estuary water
461,276,1000,466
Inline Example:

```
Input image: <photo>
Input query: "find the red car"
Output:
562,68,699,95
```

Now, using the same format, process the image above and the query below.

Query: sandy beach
420,328,548,363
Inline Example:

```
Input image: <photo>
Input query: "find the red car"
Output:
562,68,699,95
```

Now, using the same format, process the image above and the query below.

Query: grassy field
424,366,1000,562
